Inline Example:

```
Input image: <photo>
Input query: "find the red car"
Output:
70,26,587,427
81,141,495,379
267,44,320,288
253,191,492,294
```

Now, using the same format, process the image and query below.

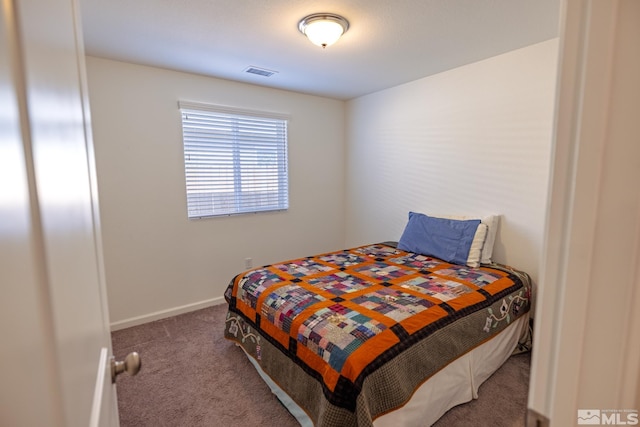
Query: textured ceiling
79,0,560,100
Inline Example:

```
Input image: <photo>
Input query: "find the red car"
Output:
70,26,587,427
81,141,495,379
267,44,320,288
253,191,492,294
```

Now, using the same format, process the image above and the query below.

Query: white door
0,0,121,426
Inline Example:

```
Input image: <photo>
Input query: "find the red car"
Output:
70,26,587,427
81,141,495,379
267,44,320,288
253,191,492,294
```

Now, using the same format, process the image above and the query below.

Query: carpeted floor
112,304,530,427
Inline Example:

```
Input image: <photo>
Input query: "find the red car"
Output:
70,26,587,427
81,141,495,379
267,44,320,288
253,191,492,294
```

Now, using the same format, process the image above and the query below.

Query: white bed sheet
240,313,529,427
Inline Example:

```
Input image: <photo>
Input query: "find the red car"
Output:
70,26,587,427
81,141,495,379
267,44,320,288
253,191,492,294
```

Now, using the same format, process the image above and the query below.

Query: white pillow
478,215,499,264
467,223,488,267
434,214,499,264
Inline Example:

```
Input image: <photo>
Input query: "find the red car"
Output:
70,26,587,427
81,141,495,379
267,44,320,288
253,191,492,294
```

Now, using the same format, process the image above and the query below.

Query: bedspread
223,243,531,426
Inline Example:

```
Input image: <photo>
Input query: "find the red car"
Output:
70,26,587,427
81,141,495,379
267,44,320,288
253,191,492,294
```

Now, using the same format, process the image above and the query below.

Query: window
179,101,289,218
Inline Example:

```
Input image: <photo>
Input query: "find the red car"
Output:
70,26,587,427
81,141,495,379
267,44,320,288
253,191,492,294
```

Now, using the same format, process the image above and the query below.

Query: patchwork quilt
223,243,531,426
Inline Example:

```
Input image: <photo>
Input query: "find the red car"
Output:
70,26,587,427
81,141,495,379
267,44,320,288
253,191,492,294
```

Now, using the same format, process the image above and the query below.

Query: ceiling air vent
244,66,278,77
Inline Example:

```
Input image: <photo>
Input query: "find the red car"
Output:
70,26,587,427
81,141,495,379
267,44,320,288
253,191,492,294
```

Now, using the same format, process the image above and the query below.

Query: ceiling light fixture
298,13,349,48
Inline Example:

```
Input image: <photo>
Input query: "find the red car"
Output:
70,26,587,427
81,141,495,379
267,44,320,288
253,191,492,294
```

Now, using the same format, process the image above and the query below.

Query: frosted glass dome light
298,13,349,48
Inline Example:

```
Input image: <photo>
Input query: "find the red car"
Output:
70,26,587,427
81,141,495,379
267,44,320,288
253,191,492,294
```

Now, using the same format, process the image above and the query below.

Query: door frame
529,0,640,424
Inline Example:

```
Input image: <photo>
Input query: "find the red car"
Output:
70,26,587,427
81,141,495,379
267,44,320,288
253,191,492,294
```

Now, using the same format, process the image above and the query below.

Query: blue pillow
398,212,481,265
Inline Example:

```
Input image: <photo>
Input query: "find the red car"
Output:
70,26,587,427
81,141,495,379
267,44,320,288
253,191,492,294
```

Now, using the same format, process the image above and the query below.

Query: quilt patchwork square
238,268,288,308
388,253,448,270
353,244,401,258
307,272,371,296
351,288,434,321
435,266,502,287
298,304,387,371
398,275,474,301
261,285,326,333
353,262,414,281
275,259,334,278
318,252,368,268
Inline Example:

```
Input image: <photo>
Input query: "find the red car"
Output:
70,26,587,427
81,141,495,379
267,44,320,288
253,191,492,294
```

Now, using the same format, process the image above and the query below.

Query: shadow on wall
491,216,537,268
491,215,540,316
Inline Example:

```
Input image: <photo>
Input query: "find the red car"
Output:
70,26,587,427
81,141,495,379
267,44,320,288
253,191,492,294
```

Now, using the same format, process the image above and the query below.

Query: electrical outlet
245,258,253,269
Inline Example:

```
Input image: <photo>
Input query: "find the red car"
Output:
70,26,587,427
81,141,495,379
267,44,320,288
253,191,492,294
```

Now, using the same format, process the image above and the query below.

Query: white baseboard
110,296,227,331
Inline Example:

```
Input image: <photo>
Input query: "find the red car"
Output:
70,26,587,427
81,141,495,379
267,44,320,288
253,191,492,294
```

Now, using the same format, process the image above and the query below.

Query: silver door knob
111,352,141,383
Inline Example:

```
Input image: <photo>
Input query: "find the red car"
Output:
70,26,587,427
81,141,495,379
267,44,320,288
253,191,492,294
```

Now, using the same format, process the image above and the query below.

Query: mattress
223,243,532,426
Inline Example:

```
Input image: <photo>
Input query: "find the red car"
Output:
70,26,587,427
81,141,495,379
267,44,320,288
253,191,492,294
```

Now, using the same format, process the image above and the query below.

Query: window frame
179,101,290,219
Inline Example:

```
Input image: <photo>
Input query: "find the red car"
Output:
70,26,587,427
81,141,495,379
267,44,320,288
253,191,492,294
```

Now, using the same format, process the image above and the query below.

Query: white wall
86,57,346,327
345,39,559,284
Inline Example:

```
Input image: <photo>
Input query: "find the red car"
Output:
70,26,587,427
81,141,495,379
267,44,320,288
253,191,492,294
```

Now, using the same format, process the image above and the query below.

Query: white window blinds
179,102,289,218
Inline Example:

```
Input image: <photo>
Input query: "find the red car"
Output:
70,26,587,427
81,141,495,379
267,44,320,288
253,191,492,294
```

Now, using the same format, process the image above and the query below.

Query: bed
223,213,532,426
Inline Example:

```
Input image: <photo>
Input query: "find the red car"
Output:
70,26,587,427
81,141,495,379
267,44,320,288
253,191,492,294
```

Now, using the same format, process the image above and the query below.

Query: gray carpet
112,304,530,427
